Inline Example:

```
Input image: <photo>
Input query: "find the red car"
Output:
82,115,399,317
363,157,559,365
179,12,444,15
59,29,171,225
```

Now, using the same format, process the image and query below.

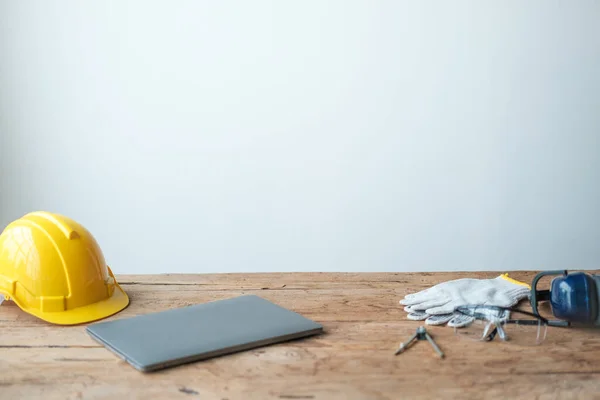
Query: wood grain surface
1,271,599,400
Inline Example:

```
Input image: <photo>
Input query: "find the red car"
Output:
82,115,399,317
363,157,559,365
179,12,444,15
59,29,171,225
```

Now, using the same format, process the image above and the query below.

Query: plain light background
1,1,599,274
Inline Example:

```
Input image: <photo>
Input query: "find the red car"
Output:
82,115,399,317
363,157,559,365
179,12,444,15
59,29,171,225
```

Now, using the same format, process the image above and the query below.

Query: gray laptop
86,294,323,372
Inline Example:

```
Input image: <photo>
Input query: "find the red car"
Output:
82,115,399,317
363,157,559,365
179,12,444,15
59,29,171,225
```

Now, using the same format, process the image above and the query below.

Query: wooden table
1,271,599,399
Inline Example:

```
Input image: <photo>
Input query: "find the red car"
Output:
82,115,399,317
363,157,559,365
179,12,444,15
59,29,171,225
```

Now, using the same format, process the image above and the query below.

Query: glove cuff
497,273,530,289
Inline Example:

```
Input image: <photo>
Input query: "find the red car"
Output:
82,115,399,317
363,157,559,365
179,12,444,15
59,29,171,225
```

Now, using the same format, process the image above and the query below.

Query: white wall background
1,1,599,274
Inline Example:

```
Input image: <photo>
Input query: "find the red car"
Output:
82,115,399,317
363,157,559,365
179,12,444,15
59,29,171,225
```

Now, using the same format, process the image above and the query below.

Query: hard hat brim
6,282,130,326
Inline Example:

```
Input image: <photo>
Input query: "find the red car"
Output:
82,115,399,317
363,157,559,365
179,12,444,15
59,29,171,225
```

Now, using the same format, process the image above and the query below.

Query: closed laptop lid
86,294,323,371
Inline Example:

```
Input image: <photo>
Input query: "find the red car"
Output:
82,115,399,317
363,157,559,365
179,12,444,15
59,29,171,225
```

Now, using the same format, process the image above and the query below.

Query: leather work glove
400,274,530,326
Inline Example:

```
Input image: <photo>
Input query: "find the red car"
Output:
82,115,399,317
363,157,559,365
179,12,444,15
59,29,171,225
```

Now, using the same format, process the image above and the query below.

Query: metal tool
394,326,444,358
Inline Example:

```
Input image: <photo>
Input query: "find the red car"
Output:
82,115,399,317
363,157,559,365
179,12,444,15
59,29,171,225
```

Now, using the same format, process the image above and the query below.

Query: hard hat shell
0,211,129,325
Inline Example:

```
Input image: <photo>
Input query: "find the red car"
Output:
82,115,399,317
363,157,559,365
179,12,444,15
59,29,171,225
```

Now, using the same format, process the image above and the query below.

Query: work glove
403,308,476,328
400,274,530,326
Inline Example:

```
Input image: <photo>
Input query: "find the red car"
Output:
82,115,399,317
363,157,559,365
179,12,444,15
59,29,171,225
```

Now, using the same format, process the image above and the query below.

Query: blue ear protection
530,270,600,327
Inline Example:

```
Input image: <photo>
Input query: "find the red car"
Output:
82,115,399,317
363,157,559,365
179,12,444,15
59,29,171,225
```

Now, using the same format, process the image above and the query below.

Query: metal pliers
394,326,444,358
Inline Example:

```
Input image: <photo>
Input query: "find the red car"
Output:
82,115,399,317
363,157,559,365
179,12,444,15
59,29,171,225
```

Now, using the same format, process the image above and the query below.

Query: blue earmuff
530,270,600,327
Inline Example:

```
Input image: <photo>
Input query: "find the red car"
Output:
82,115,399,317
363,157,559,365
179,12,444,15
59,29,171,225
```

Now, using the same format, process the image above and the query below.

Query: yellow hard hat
0,211,129,325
